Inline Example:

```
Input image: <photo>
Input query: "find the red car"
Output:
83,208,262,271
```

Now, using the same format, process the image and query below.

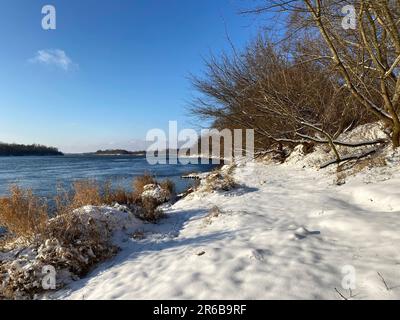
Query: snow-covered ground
51,152,400,300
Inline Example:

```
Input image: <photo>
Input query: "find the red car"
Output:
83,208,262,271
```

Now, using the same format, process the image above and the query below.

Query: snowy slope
53,160,400,300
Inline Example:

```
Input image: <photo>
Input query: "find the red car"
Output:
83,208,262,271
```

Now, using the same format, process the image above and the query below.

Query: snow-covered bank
53,155,400,300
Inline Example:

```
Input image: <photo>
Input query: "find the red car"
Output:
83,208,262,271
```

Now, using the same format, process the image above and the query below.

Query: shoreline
2,128,400,299
52,154,400,300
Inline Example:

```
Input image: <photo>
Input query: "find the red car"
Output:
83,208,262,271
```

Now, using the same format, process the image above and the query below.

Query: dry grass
0,209,118,299
71,179,102,208
139,197,165,223
159,179,176,199
42,210,118,273
352,155,387,173
0,174,176,298
132,174,175,222
54,179,134,216
335,154,388,185
203,170,238,192
0,180,125,299
102,180,134,206
202,206,222,227
1,174,174,240
0,186,48,239
0,179,133,249
132,172,157,198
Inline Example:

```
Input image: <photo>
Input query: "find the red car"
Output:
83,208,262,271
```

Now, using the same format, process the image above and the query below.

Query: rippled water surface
0,155,217,198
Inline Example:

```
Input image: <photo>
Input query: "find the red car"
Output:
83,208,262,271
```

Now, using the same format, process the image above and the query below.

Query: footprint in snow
289,227,320,240
249,249,271,261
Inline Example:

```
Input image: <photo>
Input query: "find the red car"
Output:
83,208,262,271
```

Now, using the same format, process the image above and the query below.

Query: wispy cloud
29,49,77,71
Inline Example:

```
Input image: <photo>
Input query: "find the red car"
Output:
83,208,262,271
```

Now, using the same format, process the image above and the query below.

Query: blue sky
0,0,267,153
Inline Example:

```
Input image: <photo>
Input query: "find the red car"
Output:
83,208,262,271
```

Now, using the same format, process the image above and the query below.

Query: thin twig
335,288,349,300
377,272,390,291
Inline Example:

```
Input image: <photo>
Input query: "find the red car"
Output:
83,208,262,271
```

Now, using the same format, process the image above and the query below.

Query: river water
0,155,217,199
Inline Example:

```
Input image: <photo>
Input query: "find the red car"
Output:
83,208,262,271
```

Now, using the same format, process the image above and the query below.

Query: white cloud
29,49,76,71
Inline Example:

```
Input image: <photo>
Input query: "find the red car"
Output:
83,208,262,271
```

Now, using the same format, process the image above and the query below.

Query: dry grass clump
0,186,48,239
0,173,176,298
139,197,166,223
42,210,118,274
54,179,134,216
132,172,157,198
202,206,222,227
335,154,388,185
71,180,102,208
203,170,238,192
106,187,133,205
132,173,176,223
352,155,387,173
0,208,119,299
102,180,134,206
159,179,176,200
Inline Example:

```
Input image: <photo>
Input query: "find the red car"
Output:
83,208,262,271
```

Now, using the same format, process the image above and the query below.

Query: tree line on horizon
0,142,63,156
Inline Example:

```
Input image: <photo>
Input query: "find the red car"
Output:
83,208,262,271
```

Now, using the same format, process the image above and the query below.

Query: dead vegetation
0,208,119,299
0,173,176,299
132,172,157,199
0,186,48,240
139,196,166,223
202,206,223,227
191,0,400,166
202,166,238,192
159,179,176,200
335,152,388,185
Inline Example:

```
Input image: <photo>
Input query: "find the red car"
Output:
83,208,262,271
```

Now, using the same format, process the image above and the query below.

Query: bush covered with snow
200,165,238,193
141,184,170,204
0,206,141,299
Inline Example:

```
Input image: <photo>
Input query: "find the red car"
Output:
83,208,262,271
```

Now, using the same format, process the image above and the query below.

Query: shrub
42,210,118,272
140,197,165,223
132,172,157,199
107,187,133,205
0,174,175,298
0,208,119,299
102,180,133,206
159,179,176,200
0,186,48,239
203,171,238,192
71,179,102,208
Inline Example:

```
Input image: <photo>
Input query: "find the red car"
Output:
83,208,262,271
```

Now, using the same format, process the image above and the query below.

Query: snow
141,184,170,203
50,152,400,300
283,122,390,170
0,205,144,299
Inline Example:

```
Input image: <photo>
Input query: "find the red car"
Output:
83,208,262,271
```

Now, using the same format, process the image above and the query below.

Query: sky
0,0,268,153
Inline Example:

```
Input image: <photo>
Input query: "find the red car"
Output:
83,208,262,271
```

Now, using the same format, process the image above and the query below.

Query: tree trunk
392,122,400,148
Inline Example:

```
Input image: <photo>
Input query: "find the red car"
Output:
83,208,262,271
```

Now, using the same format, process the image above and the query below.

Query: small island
0,142,63,156
94,149,146,156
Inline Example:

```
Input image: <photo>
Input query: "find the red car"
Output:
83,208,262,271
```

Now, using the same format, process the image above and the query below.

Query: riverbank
49,146,400,300
1,122,400,300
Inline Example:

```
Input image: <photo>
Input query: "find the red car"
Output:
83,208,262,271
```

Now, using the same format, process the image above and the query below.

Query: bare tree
190,35,380,161
244,0,400,148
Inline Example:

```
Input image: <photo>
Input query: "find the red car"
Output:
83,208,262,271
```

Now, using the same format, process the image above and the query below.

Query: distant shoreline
91,149,146,156
0,142,63,157
0,154,64,157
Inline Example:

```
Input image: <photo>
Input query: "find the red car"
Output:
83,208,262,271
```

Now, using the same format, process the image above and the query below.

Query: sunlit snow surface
51,150,400,300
